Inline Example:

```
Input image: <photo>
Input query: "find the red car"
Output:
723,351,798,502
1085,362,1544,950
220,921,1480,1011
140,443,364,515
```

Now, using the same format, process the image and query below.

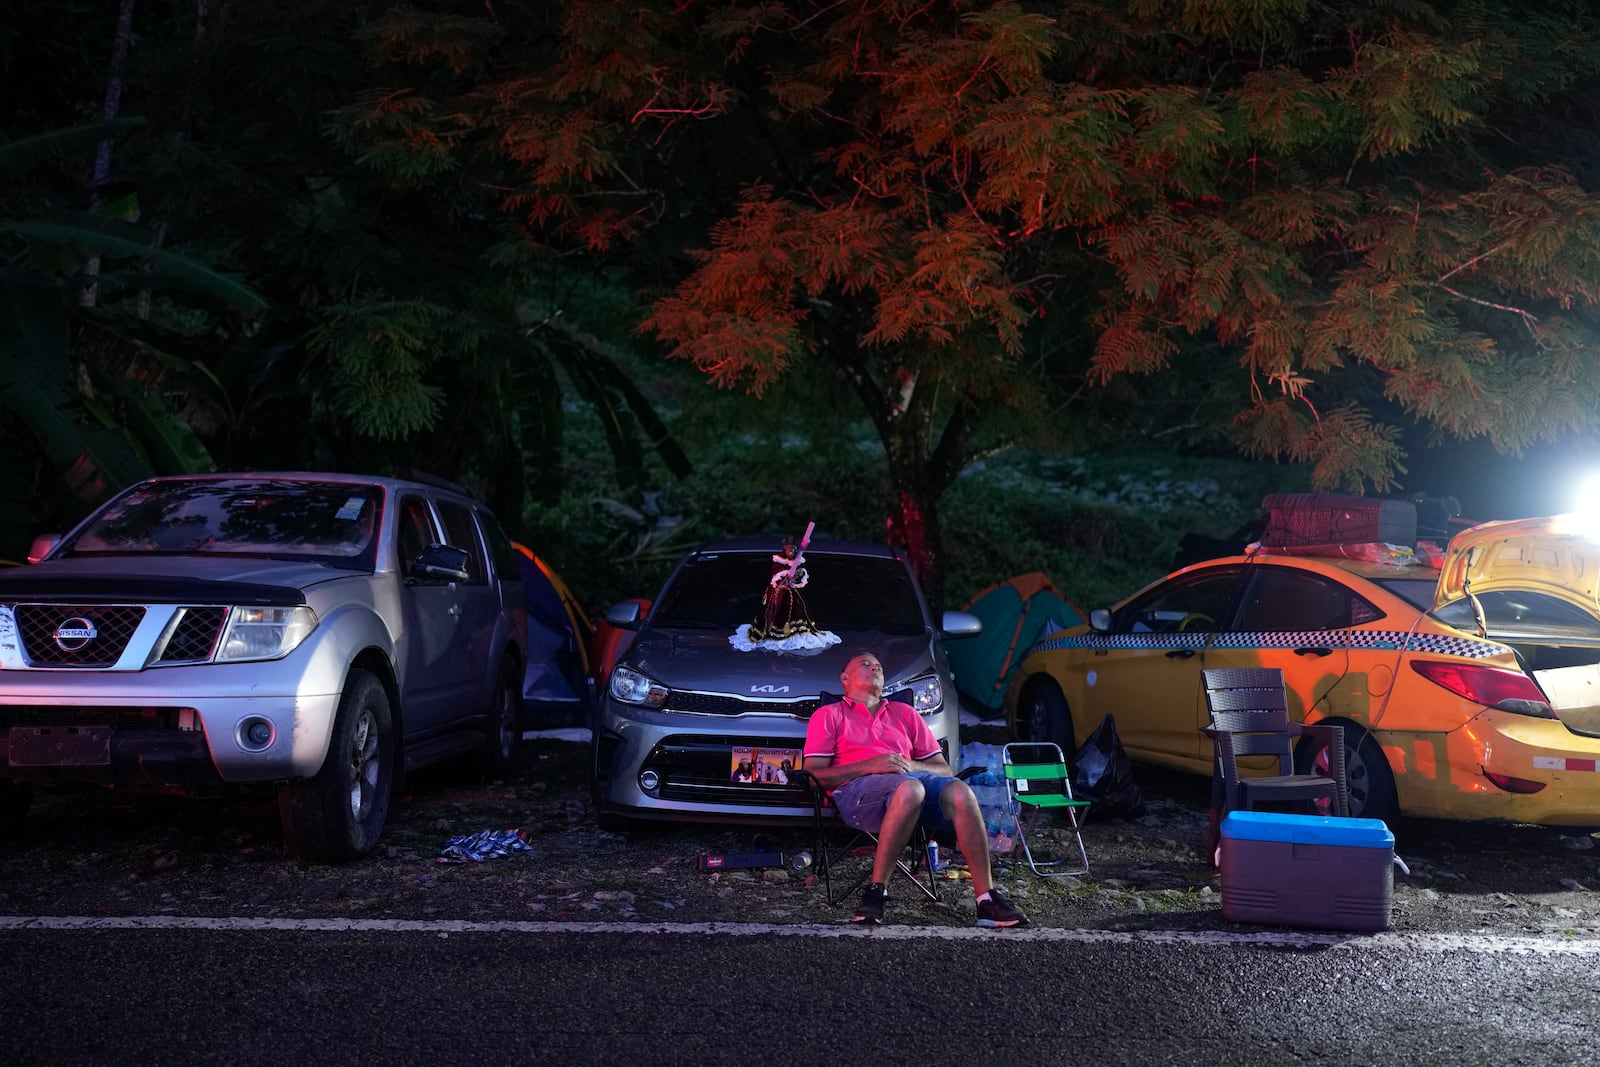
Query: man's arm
802,752,905,790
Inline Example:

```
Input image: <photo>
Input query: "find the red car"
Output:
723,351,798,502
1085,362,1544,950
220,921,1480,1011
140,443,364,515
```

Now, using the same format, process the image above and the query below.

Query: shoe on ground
851,882,887,925
976,888,1028,928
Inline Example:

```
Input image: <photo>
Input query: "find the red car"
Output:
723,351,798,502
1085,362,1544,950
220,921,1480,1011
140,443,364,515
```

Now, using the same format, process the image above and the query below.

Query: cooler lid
1221,810,1393,848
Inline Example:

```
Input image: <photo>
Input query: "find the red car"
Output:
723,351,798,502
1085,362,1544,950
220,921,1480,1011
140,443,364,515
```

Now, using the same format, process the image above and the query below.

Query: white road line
0,914,1597,955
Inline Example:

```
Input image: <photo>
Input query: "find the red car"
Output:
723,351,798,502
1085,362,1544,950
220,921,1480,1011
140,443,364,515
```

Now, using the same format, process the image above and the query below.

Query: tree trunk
871,359,961,612
80,0,138,309
885,460,945,612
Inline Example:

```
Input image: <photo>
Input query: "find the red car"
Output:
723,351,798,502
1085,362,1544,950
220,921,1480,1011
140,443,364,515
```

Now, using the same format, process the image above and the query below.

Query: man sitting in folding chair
802,650,1028,928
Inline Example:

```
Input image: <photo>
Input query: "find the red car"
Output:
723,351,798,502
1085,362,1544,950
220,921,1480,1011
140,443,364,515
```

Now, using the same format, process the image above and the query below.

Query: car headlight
609,665,668,708
898,674,944,714
215,605,318,662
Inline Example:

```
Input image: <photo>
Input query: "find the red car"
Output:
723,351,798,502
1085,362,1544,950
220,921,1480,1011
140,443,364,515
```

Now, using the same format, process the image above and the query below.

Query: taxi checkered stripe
1028,629,1506,659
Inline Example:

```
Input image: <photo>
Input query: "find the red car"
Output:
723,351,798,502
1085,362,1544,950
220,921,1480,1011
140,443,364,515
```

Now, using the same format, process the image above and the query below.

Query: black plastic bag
1071,714,1146,818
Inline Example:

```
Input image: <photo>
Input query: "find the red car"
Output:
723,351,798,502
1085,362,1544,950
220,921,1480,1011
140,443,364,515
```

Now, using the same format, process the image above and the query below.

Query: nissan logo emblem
53,617,98,651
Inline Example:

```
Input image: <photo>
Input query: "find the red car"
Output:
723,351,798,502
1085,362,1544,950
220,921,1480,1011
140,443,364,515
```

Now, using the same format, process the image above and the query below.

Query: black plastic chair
1201,667,1349,853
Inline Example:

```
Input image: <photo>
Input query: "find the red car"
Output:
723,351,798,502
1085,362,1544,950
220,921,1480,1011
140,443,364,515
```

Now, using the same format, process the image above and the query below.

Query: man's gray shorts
831,771,959,833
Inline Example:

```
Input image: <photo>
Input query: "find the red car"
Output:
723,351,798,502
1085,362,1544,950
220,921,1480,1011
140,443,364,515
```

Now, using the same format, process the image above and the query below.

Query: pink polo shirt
804,696,941,767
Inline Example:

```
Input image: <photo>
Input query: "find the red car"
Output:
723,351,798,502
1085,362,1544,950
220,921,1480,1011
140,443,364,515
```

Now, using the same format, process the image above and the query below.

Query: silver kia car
0,471,528,860
592,537,981,827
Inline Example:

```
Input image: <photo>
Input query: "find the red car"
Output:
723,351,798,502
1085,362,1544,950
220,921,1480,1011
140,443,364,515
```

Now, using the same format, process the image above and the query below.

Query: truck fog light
639,769,661,792
239,717,275,750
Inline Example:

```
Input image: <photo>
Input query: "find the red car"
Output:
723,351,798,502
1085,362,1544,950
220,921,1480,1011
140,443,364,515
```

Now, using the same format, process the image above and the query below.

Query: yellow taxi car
1004,512,1600,825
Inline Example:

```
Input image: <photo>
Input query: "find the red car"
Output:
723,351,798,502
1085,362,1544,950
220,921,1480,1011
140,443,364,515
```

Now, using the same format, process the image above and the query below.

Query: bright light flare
1572,472,1600,526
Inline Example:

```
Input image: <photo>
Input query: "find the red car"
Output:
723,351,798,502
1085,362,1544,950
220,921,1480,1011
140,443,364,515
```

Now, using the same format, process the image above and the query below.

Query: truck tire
278,668,394,862
481,657,524,781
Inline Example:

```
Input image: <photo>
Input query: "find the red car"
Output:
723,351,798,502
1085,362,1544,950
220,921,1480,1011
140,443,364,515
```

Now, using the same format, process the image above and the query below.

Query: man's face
840,654,884,700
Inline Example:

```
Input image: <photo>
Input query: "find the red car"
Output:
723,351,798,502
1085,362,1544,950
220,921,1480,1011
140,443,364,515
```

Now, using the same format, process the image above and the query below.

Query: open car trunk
1436,514,1600,736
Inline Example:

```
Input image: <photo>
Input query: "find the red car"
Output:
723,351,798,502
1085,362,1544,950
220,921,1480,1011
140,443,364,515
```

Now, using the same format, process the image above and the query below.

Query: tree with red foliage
339,0,1600,601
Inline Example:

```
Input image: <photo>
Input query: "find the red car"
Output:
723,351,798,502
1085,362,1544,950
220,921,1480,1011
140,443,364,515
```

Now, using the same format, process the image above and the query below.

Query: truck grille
155,607,229,664
15,604,147,667
1,706,186,730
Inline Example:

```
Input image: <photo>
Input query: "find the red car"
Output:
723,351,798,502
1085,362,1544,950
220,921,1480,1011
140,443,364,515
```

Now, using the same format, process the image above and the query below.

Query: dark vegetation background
13,0,1600,618
524,349,1313,616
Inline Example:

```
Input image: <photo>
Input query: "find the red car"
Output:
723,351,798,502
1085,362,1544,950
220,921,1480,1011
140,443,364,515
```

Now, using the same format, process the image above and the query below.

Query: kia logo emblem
53,617,98,651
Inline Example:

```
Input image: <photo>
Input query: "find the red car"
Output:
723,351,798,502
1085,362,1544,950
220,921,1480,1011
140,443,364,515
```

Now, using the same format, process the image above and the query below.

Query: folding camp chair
1001,741,1090,877
790,768,940,907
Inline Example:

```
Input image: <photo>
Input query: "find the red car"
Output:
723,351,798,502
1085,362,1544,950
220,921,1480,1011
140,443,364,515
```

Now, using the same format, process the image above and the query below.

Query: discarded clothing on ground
437,827,535,864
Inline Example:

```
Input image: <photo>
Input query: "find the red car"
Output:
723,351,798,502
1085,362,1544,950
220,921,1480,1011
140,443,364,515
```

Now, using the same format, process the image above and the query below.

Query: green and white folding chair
1002,741,1090,877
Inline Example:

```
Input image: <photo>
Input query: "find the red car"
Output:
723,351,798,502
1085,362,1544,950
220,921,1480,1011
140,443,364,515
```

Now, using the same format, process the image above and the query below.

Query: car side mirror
27,535,61,564
940,609,982,638
1089,608,1112,633
604,600,644,629
412,543,470,583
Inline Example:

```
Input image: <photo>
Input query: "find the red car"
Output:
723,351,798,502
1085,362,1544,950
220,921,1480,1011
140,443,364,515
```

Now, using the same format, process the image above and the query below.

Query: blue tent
947,573,1085,716
512,545,595,728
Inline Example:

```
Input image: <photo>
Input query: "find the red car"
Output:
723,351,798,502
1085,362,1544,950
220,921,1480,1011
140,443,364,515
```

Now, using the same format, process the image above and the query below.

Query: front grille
1,706,186,730
663,693,823,717
156,607,229,663
647,733,812,807
15,604,147,667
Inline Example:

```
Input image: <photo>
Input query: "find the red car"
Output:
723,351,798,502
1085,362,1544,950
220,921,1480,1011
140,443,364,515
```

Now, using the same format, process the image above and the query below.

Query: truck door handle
448,604,461,617
1294,646,1331,657
1165,649,1196,659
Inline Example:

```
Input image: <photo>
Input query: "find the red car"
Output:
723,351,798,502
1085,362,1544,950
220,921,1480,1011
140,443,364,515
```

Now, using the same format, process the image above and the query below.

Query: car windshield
62,479,383,568
651,550,926,635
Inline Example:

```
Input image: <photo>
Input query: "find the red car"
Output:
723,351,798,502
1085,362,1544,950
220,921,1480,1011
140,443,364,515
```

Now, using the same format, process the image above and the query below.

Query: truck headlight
216,605,318,662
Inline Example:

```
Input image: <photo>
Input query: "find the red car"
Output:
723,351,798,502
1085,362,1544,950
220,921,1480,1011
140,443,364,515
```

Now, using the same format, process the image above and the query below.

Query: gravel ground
4,737,1600,937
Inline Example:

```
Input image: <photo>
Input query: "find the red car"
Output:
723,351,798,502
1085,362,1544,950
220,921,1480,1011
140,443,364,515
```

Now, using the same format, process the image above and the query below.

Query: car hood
624,628,935,699
0,555,359,599
1435,515,1600,617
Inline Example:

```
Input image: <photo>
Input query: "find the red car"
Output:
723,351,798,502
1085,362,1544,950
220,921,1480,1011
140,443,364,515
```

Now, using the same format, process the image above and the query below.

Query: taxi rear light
1409,661,1555,718
1484,771,1547,794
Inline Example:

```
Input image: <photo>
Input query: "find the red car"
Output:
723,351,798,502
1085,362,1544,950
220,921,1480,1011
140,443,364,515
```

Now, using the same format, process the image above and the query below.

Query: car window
652,551,926,635
64,478,382,569
435,501,487,585
396,497,435,573
476,509,524,582
1234,567,1377,630
1434,590,1600,640
1113,568,1242,634
1374,576,1442,611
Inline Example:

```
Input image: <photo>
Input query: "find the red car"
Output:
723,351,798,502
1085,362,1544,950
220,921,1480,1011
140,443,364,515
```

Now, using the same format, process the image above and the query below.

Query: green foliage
305,297,463,439
940,450,1312,610
373,0,1600,596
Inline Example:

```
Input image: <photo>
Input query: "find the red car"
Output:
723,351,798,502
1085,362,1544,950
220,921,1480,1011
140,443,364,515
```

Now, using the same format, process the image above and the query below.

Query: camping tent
511,543,596,728
946,573,1085,717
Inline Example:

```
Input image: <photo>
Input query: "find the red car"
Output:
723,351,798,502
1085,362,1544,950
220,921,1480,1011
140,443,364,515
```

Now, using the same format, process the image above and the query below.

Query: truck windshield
64,479,383,568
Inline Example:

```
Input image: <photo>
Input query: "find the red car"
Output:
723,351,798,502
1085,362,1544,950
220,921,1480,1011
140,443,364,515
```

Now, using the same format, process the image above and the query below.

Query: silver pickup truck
0,471,528,860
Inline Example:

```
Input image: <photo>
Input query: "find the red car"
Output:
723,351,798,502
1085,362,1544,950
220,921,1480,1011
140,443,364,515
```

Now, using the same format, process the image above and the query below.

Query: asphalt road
9,733,1600,1065
5,919,1599,1065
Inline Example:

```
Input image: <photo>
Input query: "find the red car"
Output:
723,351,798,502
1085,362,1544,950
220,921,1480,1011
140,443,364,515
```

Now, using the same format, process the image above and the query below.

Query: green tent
948,573,1086,716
